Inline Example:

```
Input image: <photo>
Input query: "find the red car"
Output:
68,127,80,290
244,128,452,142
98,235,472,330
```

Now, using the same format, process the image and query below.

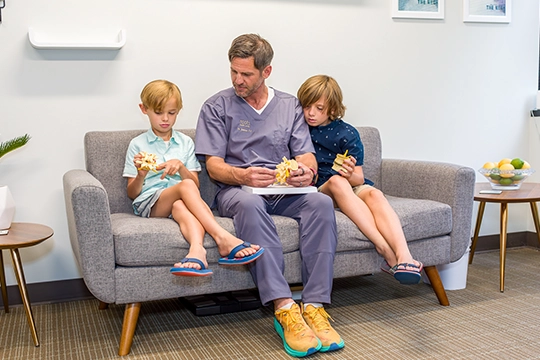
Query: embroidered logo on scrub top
238,119,252,133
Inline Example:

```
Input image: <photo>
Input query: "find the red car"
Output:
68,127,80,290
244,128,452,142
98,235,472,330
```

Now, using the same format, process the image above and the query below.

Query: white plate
241,185,317,195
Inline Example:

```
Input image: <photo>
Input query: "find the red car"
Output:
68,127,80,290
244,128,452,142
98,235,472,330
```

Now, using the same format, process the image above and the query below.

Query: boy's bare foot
216,233,261,259
173,245,208,270
387,258,422,270
393,260,422,272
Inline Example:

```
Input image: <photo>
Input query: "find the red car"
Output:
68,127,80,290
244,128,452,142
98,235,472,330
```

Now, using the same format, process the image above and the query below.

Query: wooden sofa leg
423,266,449,306
118,302,141,356
98,301,109,310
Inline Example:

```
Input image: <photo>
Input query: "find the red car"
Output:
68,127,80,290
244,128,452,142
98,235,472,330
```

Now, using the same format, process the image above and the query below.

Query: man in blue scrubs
195,34,344,357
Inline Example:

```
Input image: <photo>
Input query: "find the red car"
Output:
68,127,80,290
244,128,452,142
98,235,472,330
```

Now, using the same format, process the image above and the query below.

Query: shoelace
304,307,334,332
276,307,307,335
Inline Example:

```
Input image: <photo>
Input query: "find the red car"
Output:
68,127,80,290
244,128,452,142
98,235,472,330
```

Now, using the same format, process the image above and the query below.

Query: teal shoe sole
320,338,345,352
273,317,321,357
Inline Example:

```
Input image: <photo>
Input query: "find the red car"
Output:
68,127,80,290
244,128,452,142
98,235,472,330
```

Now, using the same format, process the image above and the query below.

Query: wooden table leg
530,202,540,246
499,203,508,293
0,250,9,313
10,249,40,347
469,201,486,264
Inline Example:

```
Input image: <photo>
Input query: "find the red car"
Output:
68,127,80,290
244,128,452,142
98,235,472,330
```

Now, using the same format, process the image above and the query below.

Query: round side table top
475,182,540,203
0,222,54,250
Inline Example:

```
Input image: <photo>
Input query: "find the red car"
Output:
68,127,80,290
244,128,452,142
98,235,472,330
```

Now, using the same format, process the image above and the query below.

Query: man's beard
234,84,253,98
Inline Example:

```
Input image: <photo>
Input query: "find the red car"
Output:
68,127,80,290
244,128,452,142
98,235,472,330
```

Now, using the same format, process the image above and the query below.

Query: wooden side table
470,183,540,292
0,222,54,347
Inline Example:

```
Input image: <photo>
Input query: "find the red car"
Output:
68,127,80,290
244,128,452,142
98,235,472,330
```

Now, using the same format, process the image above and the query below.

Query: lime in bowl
478,167,535,190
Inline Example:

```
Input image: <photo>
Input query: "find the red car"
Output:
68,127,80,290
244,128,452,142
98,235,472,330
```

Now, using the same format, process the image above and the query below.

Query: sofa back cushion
83,127,381,214
84,129,196,214
357,127,382,187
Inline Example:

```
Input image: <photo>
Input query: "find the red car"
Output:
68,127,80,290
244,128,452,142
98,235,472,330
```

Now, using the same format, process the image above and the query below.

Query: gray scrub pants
216,187,338,307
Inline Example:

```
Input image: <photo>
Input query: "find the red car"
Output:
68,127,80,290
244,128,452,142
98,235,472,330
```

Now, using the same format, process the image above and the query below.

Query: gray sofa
63,127,475,356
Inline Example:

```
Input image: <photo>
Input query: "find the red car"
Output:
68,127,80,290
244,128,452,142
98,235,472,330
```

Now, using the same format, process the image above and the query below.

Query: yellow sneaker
301,303,345,352
274,303,322,357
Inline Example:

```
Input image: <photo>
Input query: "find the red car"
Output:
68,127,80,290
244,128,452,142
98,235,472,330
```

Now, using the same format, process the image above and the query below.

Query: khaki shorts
318,183,372,195
352,184,372,195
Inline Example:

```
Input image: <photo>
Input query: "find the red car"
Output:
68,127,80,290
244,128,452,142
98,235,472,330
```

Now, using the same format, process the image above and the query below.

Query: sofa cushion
112,213,301,267
112,213,194,267
388,195,452,239
113,195,451,266
85,129,197,215
335,195,452,252
85,130,144,214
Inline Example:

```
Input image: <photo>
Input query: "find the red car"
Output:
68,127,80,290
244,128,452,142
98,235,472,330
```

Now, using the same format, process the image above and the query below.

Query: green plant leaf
0,134,31,159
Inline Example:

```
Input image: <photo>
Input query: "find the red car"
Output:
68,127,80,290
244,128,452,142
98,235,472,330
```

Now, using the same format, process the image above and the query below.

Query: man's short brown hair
228,34,274,71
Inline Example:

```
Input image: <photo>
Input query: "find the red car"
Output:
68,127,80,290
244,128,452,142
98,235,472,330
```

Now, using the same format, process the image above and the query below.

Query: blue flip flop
170,258,213,277
218,242,265,266
380,260,395,275
392,262,423,285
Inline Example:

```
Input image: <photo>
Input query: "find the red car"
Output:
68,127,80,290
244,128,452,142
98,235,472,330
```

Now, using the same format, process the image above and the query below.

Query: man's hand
243,167,276,187
205,156,276,187
287,163,314,187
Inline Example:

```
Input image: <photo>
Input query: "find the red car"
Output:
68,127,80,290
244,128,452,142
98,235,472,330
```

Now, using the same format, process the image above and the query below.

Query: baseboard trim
472,231,540,252
0,278,94,308
1,232,539,307
525,232,540,248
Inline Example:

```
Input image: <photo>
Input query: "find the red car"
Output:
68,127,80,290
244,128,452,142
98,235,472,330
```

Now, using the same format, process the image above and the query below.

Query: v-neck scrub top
195,87,315,186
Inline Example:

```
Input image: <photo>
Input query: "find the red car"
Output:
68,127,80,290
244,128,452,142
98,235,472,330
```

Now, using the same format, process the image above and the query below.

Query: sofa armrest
63,169,116,303
381,159,475,262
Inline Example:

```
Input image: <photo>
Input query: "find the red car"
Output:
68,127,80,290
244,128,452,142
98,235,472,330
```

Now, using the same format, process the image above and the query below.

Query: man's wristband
309,167,318,186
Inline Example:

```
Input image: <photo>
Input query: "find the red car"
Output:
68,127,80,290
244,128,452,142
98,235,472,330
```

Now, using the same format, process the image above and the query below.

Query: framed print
463,0,511,23
392,0,445,20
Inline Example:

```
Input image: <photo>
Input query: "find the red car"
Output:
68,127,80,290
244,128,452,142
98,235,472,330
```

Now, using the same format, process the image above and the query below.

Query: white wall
0,0,538,285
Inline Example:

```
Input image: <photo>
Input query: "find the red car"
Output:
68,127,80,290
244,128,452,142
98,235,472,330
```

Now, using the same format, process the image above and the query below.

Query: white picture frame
392,0,445,20
463,0,511,23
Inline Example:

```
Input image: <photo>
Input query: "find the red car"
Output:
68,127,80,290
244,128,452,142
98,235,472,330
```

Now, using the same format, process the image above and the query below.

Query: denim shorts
133,189,164,218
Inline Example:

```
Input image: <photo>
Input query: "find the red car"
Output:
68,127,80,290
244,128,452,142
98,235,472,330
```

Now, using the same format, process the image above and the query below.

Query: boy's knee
179,178,197,189
172,178,198,195
366,188,385,203
327,175,348,190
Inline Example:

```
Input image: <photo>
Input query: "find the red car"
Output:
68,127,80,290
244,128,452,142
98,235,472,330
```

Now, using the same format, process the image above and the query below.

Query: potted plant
0,134,31,229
